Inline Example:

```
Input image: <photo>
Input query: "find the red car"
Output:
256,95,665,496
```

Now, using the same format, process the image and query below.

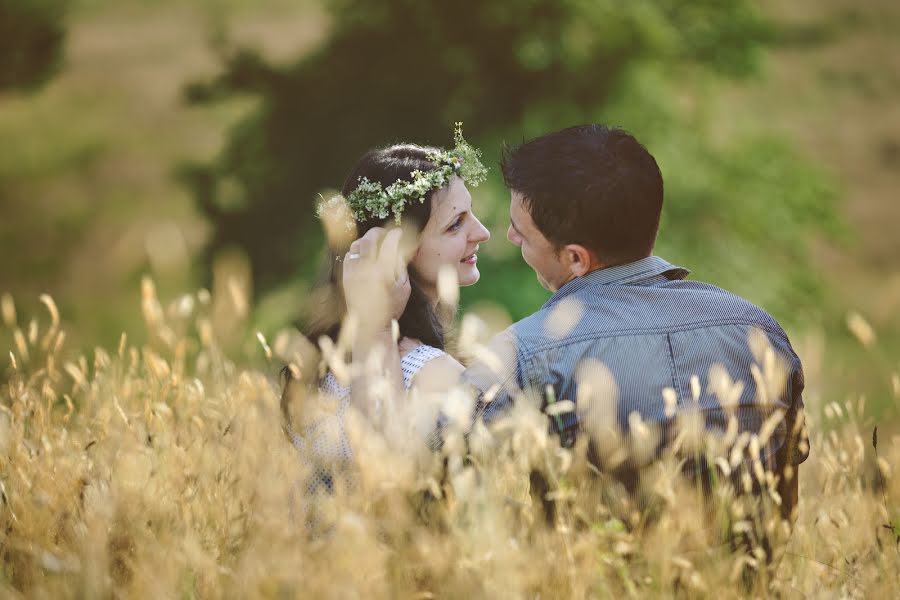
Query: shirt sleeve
460,326,522,424
782,365,809,465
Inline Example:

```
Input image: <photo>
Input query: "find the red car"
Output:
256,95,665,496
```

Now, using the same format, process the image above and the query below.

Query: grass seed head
1,293,16,327
845,311,876,347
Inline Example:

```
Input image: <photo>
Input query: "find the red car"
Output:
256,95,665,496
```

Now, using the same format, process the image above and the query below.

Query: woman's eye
448,216,464,232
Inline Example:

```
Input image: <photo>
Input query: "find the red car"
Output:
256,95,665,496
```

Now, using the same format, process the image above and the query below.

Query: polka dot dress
319,344,446,401
291,344,446,498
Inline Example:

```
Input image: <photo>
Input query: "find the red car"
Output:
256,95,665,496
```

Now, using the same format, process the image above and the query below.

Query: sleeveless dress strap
400,344,446,388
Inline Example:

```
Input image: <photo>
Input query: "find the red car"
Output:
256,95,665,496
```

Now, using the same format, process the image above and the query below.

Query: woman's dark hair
304,144,447,354
501,124,663,266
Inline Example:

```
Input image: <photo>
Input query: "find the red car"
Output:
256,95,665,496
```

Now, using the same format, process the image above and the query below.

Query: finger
361,227,386,245
378,228,405,280
359,227,387,260
392,231,410,283
397,224,418,264
357,235,376,260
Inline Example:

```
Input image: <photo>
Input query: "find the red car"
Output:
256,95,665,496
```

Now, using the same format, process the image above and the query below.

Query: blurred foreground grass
1,285,898,598
2,2,900,593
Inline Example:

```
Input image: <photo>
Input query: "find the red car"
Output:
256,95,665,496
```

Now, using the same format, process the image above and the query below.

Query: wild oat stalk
0,289,897,598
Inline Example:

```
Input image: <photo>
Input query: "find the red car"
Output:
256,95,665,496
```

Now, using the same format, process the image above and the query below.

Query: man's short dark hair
501,124,663,265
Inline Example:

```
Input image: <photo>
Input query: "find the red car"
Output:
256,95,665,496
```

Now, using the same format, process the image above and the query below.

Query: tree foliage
185,0,838,324
0,0,67,92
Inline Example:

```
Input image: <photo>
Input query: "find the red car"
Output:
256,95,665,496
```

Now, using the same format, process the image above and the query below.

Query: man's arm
459,327,521,423
775,367,807,523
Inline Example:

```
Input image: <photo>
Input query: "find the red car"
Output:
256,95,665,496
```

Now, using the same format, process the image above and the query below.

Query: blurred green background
1,0,898,416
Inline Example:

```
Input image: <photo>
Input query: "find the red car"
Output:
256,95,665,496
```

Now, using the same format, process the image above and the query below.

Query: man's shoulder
509,277,792,353
666,279,788,334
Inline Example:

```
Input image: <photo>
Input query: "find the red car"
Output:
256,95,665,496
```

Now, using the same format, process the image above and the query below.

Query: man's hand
342,227,412,330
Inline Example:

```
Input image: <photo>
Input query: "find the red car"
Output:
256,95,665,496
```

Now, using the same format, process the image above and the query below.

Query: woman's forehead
432,176,471,215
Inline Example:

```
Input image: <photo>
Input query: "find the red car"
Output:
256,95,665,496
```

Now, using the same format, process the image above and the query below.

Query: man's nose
506,224,518,246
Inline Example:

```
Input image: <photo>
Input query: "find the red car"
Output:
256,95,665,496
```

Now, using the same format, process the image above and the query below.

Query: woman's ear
564,243,602,277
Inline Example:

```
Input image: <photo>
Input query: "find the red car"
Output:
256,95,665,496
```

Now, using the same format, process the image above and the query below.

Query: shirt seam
664,333,685,406
542,257,686,309
521,318,788,355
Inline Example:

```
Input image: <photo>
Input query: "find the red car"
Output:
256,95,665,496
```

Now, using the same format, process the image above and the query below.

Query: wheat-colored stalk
0,289,896,598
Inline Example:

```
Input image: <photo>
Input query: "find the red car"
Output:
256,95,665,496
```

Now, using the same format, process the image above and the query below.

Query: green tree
186,0,838,324
0,0,67,92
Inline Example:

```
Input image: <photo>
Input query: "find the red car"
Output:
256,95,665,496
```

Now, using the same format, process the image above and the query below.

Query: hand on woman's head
341,227,412,329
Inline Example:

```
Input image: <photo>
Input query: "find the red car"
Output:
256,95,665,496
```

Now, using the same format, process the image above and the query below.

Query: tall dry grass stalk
1,286,898,598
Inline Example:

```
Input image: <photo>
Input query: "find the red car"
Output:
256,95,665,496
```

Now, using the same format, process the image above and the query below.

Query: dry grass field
2,0,900,596
1,285,898,598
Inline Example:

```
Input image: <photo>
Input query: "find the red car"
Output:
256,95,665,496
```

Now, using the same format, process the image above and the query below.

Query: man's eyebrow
509,215,522,234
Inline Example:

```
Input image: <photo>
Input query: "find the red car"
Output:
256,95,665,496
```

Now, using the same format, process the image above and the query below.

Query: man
352,124,808,519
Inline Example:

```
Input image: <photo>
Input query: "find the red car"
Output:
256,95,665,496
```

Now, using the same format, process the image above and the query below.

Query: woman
283,126,490,486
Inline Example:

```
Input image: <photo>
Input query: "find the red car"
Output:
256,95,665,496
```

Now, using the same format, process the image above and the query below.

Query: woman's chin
458,265,480,287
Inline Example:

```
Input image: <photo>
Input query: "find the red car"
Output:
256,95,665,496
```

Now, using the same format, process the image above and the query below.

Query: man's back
471,256,806,470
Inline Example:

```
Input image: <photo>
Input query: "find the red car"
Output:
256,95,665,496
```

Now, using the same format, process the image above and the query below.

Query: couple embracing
289,123,808,521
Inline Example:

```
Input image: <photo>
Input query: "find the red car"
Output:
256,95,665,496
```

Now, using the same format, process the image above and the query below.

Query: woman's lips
461,253,477,265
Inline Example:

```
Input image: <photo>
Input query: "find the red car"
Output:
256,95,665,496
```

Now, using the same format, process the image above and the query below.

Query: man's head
502,124,664,291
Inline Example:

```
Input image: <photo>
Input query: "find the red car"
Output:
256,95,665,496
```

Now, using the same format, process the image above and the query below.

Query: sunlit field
2,284,897,598
3,0,900,596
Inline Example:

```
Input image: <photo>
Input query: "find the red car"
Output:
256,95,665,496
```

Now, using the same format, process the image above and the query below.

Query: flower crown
317,123,488,226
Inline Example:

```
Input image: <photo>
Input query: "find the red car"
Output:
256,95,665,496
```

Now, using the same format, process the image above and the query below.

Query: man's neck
553,253,653,290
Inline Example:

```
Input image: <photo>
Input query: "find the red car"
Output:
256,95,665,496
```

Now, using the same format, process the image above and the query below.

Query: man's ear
563,243,602,277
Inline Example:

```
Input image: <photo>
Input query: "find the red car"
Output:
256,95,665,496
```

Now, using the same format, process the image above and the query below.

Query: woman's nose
472,217,490,243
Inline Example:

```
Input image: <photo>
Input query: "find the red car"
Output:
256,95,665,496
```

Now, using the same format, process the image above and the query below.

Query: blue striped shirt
462,256,807,466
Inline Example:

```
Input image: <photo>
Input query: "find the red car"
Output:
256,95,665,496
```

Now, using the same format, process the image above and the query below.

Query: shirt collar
543,255,690,309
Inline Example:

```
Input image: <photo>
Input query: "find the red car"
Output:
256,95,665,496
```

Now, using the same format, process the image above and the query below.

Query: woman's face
411,176,491,300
